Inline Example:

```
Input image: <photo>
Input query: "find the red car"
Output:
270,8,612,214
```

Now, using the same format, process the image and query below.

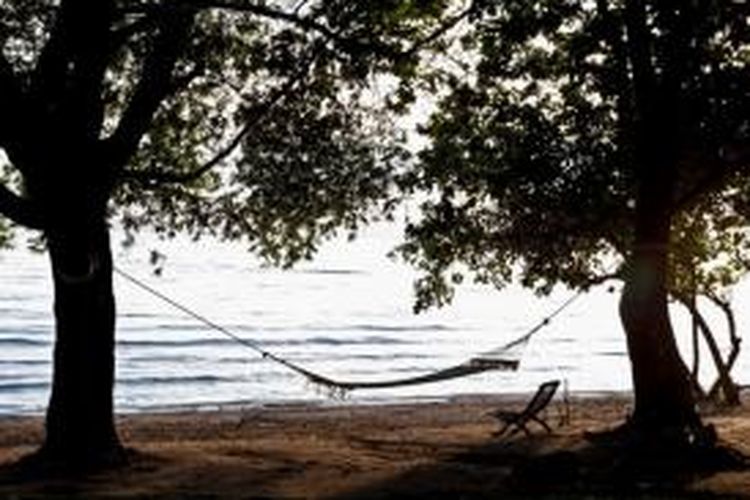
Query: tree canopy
400,0,750,312
0,0,471,261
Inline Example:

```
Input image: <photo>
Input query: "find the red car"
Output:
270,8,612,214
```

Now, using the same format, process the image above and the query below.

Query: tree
0,0,470,468
669,204,746,406
401,0,750,443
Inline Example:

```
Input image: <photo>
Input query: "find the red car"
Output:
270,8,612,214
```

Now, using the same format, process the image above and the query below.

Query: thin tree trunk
705,295,741,406
676,294,737,405
691,270,700,381
40,220,124,468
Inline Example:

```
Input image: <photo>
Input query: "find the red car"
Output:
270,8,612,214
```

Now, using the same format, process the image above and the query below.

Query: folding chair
489,380,560,438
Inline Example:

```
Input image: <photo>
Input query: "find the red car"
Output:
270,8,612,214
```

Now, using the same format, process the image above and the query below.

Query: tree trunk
621,244,698,434
705,295,741,406
619,172,702,441
677,296,739,406
618,1,705,437
39,220,124,468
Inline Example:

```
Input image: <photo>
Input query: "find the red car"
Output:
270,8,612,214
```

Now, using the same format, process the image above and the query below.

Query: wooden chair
489,380,560,438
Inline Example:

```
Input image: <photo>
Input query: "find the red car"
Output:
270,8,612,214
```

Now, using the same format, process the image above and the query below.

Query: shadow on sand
328,430,748,499
0,418,746,498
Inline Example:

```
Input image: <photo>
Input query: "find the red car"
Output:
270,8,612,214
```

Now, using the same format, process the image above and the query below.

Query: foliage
0,0,467,265
400,0,750,312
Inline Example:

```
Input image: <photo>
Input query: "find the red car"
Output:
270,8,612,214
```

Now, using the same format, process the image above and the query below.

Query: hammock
282,338,527,398
114,266,581,397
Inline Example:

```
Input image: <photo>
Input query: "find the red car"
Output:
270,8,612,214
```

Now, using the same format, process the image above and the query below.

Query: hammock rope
113,266,584,397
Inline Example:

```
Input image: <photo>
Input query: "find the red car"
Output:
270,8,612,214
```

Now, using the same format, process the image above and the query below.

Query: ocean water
0,224,747,415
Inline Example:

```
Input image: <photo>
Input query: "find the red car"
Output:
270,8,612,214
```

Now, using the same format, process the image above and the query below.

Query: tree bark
618,0,705,440
620,243,698,436
704,295,741,406
39,220,124,468
619,166,702,440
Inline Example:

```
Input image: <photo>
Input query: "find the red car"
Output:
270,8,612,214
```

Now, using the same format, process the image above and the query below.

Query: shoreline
0,388,637,420
1,392,749,497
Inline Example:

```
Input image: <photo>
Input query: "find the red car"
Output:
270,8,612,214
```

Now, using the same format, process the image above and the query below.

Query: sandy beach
0,392,748,498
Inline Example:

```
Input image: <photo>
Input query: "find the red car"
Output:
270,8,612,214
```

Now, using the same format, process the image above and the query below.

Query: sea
0,223,748,415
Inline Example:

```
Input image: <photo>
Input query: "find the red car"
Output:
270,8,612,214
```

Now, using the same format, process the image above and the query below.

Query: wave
526,365,578,373
302,335,411,346
0,381,49,392
121,323,458,334
0,309,47,320
0,359,49,366
0,337,49,347
293,269,364,275
117,375,235,386
140,324,224,333
117,335,414,348
1,333,426,349
347,324,456,333
119,312,162,319
0,325,49,334
118,338,243,348
548,337,577,344
306,352,432,361
123,354,207,363
597,351,626,357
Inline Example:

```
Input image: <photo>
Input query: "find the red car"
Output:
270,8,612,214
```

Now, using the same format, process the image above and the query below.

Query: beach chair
489,380,560,438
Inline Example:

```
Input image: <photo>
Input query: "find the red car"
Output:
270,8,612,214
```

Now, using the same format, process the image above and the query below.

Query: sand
0,392,748,498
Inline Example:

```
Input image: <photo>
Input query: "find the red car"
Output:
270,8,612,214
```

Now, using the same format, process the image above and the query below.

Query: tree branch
119,40,321,187
402,1,478,58
120,92,279,186
0,55,27,147
581,271,622,289
672,142,750,213
29,2,70,111
0,184,44,229
120,0,474,62
105,10,195,169
0,56,42,180
120,0,344,46
116,1,470,188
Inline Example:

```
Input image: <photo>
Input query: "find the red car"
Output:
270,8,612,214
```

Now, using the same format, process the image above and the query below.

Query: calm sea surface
1,224,748,415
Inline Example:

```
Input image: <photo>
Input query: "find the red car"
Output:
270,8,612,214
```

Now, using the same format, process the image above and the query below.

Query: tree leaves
402,0,750,310
0,0,456,266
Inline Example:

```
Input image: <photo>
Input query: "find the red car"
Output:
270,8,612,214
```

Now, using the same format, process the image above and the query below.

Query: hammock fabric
115,266,580,398
298,357,519,393
290,326,532,397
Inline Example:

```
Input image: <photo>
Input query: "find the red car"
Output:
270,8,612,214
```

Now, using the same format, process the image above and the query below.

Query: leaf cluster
401,0,750,310
0,0,457,265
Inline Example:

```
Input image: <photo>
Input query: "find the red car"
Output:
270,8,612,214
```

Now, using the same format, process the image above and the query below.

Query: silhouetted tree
0,0,470,468
401,0,750,443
